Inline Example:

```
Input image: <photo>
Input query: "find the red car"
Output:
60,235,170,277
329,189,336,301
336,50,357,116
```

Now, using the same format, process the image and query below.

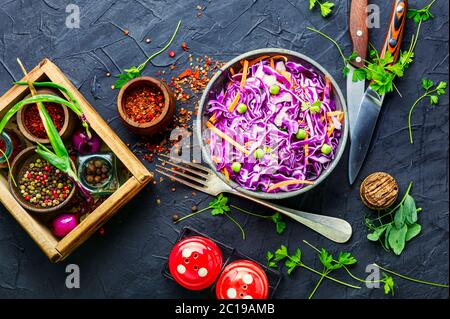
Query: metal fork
156,154,352,243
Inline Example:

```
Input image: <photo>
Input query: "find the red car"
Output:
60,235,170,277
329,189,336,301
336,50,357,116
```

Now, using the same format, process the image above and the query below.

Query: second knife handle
349,0,369,69
380,0,408,63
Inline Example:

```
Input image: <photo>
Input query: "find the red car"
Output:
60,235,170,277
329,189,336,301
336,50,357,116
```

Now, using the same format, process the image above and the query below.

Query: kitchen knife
348,0,408,185
347,0,368,138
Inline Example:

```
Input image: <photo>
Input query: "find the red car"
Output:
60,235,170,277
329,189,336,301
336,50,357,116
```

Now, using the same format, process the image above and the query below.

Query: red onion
52,214,78,238
72,128,101,154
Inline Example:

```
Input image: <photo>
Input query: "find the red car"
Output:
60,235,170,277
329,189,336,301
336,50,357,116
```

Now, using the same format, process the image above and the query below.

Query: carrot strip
248,55,271,66
267,179,315,192
227,92,241,112
240,60,249,89
206,121,250,155
222,168,230,182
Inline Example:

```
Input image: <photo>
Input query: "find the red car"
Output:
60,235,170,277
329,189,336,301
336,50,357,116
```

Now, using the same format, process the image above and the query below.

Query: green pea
237,103,247,114
231,162,242,173
296,129,307,140
254,148,265,160
269,84,280,95
321,143,332,155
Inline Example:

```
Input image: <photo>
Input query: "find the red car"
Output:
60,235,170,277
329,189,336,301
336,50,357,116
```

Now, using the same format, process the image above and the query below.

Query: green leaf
309,0,317,10
320,2,334,17
337,252,357,266
394,205,406,229
430,95,439,105
384,225,392,250
266,251,274,262
275,245,288,261
405,223,422,241
291,248,302,263
383,274,395,296
285,259,298,275
367,225,388,241
421,79,434,91
319,248,335,270
388,224,408,255
276,221,287,234
352,68,366,82
404,194,417,225
342,66,350,77
436,81,447,91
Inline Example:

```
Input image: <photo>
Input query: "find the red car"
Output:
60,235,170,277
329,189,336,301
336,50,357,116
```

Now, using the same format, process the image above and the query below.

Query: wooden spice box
0,59,153,262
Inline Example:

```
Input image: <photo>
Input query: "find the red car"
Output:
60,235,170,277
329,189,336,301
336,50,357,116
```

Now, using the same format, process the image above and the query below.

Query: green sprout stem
408,86,441,144
224,212,246,240
137,20,182,71
373,264,449,288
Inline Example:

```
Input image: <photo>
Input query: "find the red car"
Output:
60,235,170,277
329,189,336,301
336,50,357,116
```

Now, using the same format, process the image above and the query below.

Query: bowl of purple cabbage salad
197,49,348,199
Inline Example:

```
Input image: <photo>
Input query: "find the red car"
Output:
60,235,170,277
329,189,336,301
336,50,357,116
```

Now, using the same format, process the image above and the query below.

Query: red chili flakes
124,85,164,123
24,103,65,138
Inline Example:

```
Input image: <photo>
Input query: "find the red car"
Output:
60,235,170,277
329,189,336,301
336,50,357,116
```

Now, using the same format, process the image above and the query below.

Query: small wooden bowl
17,88,76,144
8,147,77,215
117,76,175,136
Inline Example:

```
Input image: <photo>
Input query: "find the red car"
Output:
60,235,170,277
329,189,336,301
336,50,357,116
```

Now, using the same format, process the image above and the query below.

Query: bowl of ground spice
17,88,75,144
117,76,175,136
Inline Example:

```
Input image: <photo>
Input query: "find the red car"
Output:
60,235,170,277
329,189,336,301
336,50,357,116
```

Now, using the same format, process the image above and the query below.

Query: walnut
360,172,399,210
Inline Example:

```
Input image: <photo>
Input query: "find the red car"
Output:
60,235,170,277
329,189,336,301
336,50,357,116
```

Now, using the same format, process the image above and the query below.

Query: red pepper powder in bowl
24,103,65,138
123,85,165,123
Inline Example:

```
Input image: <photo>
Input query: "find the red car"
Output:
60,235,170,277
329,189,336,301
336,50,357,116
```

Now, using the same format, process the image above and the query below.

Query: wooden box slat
0,59,153,262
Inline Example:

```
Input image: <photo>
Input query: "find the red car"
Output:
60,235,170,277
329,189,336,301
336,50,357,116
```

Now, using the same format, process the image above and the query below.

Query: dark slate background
0,0,448,299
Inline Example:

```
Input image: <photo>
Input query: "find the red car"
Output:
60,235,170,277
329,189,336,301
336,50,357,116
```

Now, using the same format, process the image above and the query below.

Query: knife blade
348,0,408,185
347,0,368,138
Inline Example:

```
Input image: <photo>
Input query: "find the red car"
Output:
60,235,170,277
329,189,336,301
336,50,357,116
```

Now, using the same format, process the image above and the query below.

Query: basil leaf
384,225,392,250
388,224,408,255
404,194,418,225
367,225,388,241
394,205,406,229
405,223,422,241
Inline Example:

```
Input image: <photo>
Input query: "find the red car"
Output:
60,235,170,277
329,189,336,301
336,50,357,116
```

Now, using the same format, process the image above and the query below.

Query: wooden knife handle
380,0,408,63
349,0,369,68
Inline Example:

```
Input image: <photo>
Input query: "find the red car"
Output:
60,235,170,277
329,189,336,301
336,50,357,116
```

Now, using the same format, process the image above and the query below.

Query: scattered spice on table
18,158,73,208
124,85,164,123
24,103,65,139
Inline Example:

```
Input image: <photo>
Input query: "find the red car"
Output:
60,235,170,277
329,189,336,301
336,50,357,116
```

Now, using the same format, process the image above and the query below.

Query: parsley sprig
407,0,437,24
268,240,448,298
114,20,181,89
175,194,287,238
309,0,335,18
408,79,447,143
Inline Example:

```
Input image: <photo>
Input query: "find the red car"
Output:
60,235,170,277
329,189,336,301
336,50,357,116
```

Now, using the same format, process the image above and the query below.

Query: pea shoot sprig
268,240,448,298
174,194,287,239
408,79,447,143
309,0,335,18
114,20,181,89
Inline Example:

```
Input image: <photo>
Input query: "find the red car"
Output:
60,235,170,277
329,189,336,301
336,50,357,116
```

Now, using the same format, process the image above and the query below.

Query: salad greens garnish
309,0,334,18
408,79,447,144
407,0,437,24
174,194,287,238
114,20,181,89
268,240,448,298
365,182,422,255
